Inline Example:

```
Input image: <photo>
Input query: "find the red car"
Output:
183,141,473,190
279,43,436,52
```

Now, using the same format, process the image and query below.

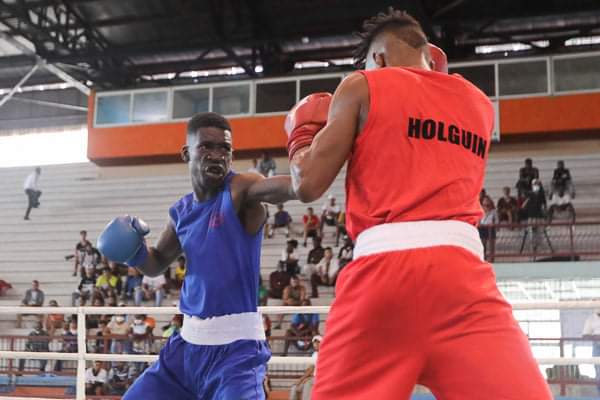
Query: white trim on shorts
353,220,484,261
181,312,265,345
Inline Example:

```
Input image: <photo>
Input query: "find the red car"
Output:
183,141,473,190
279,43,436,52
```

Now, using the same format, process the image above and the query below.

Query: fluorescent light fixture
565,36,600,46
475,40,549,54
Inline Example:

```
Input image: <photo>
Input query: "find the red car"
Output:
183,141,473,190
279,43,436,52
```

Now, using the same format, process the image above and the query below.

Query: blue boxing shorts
124,333,271,400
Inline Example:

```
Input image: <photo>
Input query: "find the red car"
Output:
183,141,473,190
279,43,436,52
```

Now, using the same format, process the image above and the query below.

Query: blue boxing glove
97,216,150,267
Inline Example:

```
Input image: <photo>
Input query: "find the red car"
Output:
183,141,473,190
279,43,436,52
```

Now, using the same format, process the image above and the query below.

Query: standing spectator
269,203,292,238
85,361,108,396
548,188,575,223
23,166,41,220
45,299,65,336
283,300,319,356
304,236,325,276
136,274,166,306
302,207,320,247
258,151,277,177
73,230,93,276
122,267,143,303
320,195,341,237
72,268,96,306
107,315,130,354
268,262,291,300
522,179,547,221
479,197,499,262
108,362,132,395
289,335,321,400
80,244,101,278
173,256,186,290
497,187,518,225
129,314,152,374
310,247,338,298
552,160,574,197
582,309,600,393
280,239,300,276
18,322,49,373
16,280,44,328
516,158,540,196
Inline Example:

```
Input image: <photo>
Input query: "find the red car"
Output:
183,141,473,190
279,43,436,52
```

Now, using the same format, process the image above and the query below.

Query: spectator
516,158,539,196
336,210,347,247
55,320,78,372
129,314,152,374
268,262,291,300
162,315,183,338
269,203,292,238
0,279,12,296
136,274,166,306
96,267,120,298
85,361,108,396
280,239,300,276
72,230,93,276
108,361,132,395
80,244,101,278
497,187,518,225
278,276,307,329
16,280,44,328
320,195,341,237
583,309,600,392
263,314,272,343
93,320,109,354
45,299,64,336
258,151,277,177
479,197,498,262
310,247,338,298
551,160,574,197
302,207,320,247
522,179,547,221
18,322,49,373
122,267,143,303
283,299,319,355
289,335,321,400
479,189,493,205
23,166,41,220
173,255,186,290
304,236,325,276
248,158,260,174
72,268,96,306
548,188,575,223
106,315,130,354
258,275,268,306
337,236,354,271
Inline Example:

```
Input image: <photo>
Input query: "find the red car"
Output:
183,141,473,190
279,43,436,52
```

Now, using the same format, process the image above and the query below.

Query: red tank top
345,67,494,240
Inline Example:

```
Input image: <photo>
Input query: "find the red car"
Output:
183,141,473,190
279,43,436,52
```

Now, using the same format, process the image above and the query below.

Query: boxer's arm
137,220,182,277
290,73,367,202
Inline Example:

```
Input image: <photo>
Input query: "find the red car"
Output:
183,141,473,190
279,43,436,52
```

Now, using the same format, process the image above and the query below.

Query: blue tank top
169,172,263,318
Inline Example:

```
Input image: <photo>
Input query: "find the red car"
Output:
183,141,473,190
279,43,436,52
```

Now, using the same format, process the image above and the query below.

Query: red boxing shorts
312,221,552,400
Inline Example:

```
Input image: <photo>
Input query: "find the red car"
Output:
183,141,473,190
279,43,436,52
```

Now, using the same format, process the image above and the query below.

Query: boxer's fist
285,92,332,160
97,215,149,266
428,43,448,73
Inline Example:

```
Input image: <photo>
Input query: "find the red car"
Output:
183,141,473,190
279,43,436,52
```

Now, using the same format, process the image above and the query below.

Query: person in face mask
522,179,547,221
107,315,130,354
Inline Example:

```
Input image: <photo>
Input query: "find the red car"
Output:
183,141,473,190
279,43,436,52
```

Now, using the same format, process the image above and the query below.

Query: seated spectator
122,267,143,303
258,275,268,306
72,268,96,306
497,187,518,225
96,267,120,298
85,361,108,395
283,300,319,355
248,158,259,174
278,276,307,329
303,237,325,276
18,322,49,373
280,239,300,276
73,230,92,276
478,197,498,262
336,210,347,247
55,320,78,372
522,179,547,221
0,279,12,296
45,299,64,336
136,274,166,306
310,247,338,298
173,256,186,290
162,315,183,338
320,195,341,236
17,280,44,328
289,335,321,400
108,361,132,395
552,160,575,197
268,203,292,238
516,158,539,196
258,151,276,177
548,188,575,223
268,262,291,300
337,236,354,271
302,207,320,247
93,320,109,354
106,314,130,354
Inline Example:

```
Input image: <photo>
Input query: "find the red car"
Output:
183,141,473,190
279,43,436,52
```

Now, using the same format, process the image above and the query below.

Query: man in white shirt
582,310,600,391
85,360,108,395
320,195,341,237
548,188,575,222
136,274,166,306
23,167,41,220
289,335,321,400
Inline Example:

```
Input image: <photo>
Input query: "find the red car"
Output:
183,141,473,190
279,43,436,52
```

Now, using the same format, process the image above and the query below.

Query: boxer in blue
97,112,296,399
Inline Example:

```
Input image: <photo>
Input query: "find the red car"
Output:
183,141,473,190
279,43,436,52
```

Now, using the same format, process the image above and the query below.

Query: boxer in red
284,8,552,400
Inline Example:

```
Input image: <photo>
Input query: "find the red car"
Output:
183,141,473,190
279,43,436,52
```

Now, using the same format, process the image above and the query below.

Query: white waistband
181,312,265,345
353,221,484,261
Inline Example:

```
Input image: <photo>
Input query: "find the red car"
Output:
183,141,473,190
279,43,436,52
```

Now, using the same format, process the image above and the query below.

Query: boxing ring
0,303,600,400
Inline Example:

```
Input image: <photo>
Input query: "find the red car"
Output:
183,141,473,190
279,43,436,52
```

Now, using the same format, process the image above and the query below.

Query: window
96,94,130,125
498,60,548,96
173,88,210,119
554,55,600,92
449,65,495,97
132,91,168,123
213,84,250,115
256,81,296,113
300,78,341,98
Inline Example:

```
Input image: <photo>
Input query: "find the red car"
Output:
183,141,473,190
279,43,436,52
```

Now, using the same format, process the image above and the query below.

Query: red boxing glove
428,43,448,73
285,92,332,160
